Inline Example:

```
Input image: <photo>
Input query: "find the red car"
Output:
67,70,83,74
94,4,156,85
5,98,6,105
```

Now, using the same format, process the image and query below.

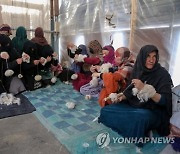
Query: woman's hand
90,65,96,73
112,94,126,103
117,94,126,102
46,56,52,62
1,52,9,59
52,52,57,57
16,58,23,64
92,72,100,78
34,60,40,65
132,79,144,91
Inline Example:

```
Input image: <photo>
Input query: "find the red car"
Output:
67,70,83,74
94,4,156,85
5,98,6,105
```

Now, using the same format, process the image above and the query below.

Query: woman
31,27,58,82
98,47,135,107
79,45,115,97
102,45,115,64
0,34,26,95
31,27,57,70
21,40,41,90
98,45,173,147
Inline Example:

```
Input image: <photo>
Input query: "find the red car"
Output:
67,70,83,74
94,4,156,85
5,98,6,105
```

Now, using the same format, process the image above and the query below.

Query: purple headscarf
103,45,115,64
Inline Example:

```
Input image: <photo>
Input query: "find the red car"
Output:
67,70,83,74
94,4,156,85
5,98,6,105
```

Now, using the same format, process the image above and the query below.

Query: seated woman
67,43,102,91
21,40,42,91
0,34,26,95
79,45,115,97
31,27,58,74
0,24,12,37
98,45,173,147
98,47,135,107
66,42,88,73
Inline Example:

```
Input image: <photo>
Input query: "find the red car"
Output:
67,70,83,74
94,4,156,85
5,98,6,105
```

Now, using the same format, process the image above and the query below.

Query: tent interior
0,0,180,154
1,0,180,86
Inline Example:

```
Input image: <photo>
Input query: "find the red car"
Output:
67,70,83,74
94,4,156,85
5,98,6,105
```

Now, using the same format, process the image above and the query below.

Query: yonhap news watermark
96,132,175,148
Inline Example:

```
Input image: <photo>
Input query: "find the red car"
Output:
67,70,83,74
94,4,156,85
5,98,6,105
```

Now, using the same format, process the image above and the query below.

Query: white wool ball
71,74,78,80
85,95,91,100
132,88,139,96
99,63,112,73
64,81,70,85
66,102,76,109
4,69,14,77
34,75,42,81
18,74,23,78
51,77,57,83
109,93,118,102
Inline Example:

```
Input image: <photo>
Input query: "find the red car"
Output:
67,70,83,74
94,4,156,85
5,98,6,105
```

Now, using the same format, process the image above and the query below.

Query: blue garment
78,44,88,56
98,101,162,147
80,78,103,97
70,62,81,73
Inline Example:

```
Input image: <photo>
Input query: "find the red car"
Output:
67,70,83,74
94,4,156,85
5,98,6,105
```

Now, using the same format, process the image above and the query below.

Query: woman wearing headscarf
12,26,29,54
0,24,12,37
69,44,102,92
31,27,58,82
102,45,115,64
78,45,115,97
21,40,41,90
98,45,173,147
0,34,26,95
31,27,57,70
98,47,134,107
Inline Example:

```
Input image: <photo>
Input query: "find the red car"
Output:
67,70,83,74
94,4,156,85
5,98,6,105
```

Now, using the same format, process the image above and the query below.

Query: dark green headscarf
12,26,29,54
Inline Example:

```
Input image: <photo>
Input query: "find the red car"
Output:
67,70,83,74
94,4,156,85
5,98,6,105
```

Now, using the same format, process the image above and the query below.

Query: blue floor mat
23,81,167,154
0,94,36,119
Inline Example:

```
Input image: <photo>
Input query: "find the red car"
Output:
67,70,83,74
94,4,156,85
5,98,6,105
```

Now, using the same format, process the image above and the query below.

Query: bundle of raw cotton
132,84,156,102
0,93,21,105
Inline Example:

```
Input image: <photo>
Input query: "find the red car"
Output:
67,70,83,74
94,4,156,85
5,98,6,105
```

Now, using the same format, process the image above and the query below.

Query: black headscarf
0,34,20,60
131,45,159,79
0,34,13,53
124,45,173,136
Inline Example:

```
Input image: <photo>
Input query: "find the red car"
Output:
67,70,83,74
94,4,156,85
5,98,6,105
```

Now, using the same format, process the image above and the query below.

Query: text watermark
96,132,174,148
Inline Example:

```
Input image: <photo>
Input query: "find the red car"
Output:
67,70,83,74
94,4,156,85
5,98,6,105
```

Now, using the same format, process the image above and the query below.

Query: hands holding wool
132,79,156,102
0,52,9,59
74,54,87,62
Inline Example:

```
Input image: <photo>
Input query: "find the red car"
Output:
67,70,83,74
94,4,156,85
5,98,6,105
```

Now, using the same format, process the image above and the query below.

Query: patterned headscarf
88,40,102,55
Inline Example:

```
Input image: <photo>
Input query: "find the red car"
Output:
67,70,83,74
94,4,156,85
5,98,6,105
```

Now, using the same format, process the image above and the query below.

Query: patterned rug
23,81,167,154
